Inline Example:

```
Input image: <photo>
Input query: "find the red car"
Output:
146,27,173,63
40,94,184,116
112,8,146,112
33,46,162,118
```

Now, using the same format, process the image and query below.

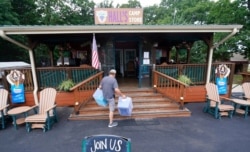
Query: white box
118,97,133,116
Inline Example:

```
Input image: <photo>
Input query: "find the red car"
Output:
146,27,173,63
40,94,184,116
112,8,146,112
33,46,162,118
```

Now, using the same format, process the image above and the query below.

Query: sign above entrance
94,8,143,25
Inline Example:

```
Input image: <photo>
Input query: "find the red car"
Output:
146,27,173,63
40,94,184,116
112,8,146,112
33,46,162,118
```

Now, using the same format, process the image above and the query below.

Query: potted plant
57,79,75,92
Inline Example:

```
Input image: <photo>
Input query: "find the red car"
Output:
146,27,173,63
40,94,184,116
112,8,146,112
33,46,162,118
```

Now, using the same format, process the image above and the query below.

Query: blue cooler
93,89,108,107
118,97,133,116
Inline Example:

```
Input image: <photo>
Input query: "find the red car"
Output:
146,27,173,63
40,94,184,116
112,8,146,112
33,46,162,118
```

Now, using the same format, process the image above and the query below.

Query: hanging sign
82,134,131,152
94,8,143,25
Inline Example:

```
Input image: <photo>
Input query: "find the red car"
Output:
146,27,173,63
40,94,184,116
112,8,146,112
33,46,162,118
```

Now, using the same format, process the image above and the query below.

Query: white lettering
129,11,140,16
88,138,124,152
109,139,116,150
115,140,123,151
129,17,142,23
90,139,107,152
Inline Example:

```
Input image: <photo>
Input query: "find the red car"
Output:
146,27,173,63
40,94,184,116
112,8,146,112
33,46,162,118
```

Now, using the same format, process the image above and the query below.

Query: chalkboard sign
82,134,131,152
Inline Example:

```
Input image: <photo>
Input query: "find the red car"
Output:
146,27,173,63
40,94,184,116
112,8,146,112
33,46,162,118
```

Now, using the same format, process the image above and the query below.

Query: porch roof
0,24,243,48
0,25,242,35
0,25,243,34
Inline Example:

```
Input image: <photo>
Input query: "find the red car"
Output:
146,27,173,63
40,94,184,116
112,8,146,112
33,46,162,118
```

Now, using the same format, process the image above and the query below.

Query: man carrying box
99,69,126,128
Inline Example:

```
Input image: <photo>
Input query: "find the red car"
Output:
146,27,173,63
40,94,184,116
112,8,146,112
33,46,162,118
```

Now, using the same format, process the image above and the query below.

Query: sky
92,0,162,7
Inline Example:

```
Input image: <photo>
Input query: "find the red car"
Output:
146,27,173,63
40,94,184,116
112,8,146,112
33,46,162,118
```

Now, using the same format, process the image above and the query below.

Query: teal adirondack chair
0,89,9,129
204,83,234,119
25,88,58,132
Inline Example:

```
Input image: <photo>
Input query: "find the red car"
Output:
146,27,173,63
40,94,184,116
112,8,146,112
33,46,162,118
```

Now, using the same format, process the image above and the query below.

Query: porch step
69,108,190,121
68,88,191,121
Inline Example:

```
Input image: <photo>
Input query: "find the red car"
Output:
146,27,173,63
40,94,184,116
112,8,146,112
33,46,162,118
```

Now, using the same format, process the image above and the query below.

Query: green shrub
57,79,75,91
178,75,192,85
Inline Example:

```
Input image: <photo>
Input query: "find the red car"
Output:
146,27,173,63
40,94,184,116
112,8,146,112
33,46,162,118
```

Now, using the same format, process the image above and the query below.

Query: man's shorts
107,98,115,112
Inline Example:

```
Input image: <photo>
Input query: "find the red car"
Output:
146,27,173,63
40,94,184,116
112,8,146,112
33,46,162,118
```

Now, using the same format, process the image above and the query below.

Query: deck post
206,47,213,84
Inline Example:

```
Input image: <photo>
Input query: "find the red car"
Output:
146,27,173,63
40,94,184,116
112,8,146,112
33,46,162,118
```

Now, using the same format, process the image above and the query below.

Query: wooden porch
68,87,191,121
2,62,235,120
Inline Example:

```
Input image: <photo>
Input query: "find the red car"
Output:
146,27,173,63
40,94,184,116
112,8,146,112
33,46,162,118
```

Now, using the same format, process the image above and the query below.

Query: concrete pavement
1,91,250,152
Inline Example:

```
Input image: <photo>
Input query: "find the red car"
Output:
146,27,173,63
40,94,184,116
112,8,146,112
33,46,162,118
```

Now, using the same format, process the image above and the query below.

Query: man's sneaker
108,122,118,128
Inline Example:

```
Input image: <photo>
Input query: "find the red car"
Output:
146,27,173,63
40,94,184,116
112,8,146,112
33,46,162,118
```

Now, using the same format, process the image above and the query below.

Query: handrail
70,71,104,114
153,70,188,86
70,72,103,91
153,70,188,109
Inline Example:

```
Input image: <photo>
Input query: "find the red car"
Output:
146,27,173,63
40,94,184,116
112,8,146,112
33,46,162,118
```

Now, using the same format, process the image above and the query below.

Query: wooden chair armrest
28,105,38,110
25,105,39,114
220,96,232,101
244,96,250,100
45,104,56,112
0,104,9,111
207,98,220,103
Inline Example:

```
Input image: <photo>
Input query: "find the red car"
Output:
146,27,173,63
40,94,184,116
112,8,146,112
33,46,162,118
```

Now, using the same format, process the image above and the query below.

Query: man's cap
109,69,116,74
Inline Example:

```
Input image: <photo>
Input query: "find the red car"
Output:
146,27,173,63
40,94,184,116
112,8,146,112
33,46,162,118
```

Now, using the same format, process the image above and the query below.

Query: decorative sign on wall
94,8,143,25
82,134,131,152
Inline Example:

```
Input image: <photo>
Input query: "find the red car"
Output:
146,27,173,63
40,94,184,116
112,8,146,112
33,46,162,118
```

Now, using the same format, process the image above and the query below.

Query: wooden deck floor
117,76,152,89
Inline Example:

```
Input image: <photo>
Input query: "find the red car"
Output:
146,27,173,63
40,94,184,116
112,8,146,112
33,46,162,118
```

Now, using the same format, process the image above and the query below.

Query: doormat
118,119,160,126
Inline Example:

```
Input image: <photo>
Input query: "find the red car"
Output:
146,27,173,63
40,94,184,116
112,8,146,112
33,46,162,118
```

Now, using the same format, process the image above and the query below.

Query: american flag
92,34,99,69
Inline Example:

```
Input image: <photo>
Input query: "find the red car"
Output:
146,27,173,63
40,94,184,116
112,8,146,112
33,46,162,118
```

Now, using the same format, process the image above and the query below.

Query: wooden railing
70,71,104,114
155,62,235,85
153,70,188,109
154,62,235,102
3,66,98,91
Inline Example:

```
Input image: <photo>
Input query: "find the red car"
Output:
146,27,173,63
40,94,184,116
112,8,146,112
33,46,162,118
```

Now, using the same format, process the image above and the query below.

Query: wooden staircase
68,88,191,121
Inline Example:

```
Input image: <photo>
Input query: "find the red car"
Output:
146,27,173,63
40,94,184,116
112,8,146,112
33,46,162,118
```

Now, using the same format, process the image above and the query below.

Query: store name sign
94,8,143,25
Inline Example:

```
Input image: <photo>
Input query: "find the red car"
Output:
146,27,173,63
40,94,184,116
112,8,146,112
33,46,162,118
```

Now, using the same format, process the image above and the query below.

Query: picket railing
70,71,103,114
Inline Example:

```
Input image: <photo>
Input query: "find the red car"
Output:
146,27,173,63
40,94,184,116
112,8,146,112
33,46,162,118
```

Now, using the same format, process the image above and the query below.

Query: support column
206,46,213,84
138,40,143,88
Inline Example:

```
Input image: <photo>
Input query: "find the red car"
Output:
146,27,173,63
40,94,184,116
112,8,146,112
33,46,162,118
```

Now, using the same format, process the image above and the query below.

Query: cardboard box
118,97,133,116
93,89,108,107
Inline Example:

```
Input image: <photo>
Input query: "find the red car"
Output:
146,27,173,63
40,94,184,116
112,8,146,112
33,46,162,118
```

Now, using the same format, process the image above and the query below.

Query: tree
12,0,39,25
120,0,142,8
143,5,161,25
97,0,115,8
0,1,30,62
208,0,250,61
0,0,19,25
33,0,95,25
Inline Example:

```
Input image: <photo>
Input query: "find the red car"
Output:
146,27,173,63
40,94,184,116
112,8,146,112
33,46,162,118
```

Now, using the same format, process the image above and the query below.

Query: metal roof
0,61,30,69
